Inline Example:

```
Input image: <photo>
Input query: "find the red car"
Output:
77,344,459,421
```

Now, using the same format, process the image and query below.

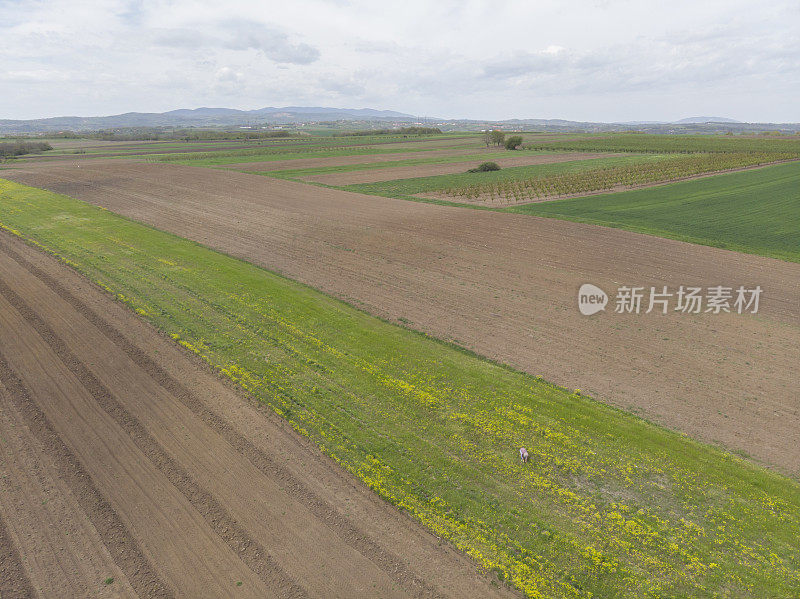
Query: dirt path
3,162,800,477
0,232,515,598
302,152,611,185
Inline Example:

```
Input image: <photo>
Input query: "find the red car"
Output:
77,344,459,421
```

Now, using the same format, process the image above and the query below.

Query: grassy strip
506,160,800,263
337,154,667,199
1,179,799,598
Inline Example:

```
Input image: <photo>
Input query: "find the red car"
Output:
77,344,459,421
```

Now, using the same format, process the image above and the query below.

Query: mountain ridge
0,106,417,133
675,116,741,124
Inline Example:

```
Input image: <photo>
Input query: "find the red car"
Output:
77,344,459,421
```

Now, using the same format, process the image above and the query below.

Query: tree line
0,141,53,158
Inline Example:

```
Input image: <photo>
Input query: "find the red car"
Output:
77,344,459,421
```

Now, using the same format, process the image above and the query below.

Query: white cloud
0,0,798,121
215,66,244,83
220,20,319,64
152,21,320,64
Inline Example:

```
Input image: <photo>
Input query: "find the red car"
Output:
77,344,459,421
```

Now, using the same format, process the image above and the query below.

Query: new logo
578,283,608,316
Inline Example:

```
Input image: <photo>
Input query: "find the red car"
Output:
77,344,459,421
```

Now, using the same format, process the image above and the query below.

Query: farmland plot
301,152,614,186
0,228,512,599
3,164,799,476
429,152,795,205
507,160,800,263
1,180,799,598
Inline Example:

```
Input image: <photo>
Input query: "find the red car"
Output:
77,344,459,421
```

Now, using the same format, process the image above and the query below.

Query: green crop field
507,160,800,263
524,133,800,155
2,178,799,598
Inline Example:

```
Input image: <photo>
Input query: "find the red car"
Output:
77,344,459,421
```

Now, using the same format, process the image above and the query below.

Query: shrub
505,135,523,150
467,161,501,173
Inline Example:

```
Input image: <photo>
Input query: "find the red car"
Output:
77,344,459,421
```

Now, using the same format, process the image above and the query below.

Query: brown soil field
3,162,800,476
0,232,515,598
303,152,612,185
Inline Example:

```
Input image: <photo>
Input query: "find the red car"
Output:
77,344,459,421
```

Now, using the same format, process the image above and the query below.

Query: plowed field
5,161,798,474
0,232,514,598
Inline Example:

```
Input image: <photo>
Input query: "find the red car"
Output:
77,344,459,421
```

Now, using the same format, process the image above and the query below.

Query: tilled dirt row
0,376,140,599
3,162,799,478
0,232,514,598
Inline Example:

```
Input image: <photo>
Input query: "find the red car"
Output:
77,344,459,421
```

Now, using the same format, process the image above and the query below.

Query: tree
504,135,523,150
489,130,505,147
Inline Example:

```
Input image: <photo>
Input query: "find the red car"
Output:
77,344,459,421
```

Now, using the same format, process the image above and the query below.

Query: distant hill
0,106,417,133
163,106,413,119
675,116,741,124
2,108,797,135
254,107,411,118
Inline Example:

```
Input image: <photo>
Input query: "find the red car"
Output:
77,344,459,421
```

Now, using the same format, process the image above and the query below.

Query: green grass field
506,161,800,263
2,178,798,598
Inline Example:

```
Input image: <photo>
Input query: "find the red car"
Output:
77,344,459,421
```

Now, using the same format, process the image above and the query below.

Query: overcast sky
2,0,798,122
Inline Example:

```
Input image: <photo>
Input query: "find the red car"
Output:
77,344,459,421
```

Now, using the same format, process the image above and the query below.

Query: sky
1,0,799,122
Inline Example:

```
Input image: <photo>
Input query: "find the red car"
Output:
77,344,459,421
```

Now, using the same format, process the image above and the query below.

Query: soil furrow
0,350,173,599
0,274,310,599
0,510,36,599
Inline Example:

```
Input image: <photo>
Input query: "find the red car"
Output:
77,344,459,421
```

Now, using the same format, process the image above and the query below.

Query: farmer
519,447,529,463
